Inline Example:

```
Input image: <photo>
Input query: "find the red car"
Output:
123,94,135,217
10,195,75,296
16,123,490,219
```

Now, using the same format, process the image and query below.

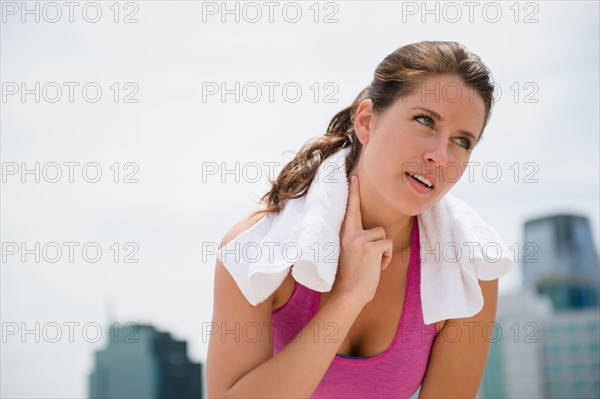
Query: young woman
207,41,499,398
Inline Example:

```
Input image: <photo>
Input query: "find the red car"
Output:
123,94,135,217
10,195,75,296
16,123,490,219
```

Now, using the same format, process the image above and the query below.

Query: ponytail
250,86,369,218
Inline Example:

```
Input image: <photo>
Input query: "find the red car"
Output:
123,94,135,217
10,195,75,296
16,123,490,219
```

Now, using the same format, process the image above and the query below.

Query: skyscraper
478,213,600,398
542,309,600,397
89,323,203,399
522,214,599,309
478,292,600,398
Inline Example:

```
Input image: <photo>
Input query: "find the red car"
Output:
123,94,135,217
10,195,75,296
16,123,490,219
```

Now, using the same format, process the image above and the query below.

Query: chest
319,259,410,359
272,258,445,359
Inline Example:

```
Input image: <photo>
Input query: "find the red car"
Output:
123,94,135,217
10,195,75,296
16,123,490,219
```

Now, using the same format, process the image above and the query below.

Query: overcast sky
2,1,599,397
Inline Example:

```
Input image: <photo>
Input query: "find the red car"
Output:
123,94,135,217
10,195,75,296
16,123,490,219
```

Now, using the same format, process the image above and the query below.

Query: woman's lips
406,172,434,195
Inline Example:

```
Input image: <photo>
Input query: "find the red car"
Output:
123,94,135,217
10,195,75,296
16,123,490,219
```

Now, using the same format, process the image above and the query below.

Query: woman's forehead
390,78,486,134
396,74,483,105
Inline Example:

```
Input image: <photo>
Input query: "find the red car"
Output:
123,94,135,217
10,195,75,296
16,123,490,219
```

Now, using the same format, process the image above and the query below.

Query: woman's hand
332,175,393,306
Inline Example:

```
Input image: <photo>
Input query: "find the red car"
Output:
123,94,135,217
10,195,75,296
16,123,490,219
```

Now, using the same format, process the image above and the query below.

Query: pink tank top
270,215,438,398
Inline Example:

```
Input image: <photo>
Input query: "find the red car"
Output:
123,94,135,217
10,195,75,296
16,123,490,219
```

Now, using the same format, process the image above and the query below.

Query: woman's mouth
405,172,434,194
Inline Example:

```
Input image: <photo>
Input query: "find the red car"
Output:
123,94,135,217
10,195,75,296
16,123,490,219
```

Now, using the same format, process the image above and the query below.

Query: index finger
345,175,363,233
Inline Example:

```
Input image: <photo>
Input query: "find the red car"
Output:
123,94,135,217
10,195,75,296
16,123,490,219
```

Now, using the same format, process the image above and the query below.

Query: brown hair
251,41,495,218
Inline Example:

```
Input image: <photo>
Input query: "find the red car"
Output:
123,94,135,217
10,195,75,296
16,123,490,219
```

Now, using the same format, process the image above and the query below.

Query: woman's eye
414,115,473,150
415,115,434,127
456,137,473,149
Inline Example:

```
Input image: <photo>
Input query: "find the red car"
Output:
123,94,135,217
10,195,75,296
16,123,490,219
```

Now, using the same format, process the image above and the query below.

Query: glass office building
523,214,599,308
89,324,203,399
542,309,600,398
479,293,600,398
479,213,599,398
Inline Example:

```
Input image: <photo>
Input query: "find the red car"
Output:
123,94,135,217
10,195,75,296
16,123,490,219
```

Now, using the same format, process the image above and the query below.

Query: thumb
381,248,393,271
381,256,392,271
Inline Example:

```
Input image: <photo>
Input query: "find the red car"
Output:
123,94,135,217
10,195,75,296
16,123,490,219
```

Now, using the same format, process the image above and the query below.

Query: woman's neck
348,172,414,256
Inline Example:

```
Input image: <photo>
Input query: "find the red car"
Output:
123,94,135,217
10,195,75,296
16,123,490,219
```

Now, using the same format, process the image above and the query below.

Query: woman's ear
354,99,376,145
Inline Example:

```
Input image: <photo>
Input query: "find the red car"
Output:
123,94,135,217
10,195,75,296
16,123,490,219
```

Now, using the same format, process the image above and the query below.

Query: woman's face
353,74,487,215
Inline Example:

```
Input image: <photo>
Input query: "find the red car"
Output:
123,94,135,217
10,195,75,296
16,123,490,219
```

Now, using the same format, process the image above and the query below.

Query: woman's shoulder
220,210,295,310
215,210,282,310
220,210,268,247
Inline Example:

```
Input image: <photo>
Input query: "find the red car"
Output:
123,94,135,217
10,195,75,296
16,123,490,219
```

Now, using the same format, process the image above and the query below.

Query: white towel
216,147,513,325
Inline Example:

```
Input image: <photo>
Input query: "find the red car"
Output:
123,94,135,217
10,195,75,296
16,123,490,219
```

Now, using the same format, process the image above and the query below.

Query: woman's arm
206,214,365,399
418,278,499,398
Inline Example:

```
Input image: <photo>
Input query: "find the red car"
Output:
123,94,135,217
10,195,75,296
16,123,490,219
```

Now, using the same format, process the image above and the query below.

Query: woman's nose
423,136,449,167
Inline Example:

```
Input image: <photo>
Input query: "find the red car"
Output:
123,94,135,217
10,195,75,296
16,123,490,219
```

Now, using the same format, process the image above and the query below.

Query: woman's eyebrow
409,106,479,142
